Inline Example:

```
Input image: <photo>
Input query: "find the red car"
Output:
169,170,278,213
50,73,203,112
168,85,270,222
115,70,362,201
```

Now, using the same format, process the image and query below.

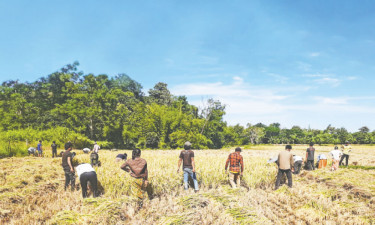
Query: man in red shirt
225,147,244,188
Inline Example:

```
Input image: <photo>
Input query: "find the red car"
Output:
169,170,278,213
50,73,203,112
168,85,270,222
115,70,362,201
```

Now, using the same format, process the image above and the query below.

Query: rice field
1,145,375,224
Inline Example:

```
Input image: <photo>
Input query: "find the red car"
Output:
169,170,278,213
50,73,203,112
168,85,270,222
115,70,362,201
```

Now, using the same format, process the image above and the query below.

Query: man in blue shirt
37,140,43,157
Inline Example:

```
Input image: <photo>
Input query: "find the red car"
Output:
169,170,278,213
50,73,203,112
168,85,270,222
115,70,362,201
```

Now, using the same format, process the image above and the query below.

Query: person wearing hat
225,147,244,188
330,146,342,171
177,141,199,192
275,145,294,190
339,141,352,166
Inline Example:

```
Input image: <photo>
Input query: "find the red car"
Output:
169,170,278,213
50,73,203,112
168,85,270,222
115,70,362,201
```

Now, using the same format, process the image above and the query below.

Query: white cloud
170,77,375,132
309,52,320,57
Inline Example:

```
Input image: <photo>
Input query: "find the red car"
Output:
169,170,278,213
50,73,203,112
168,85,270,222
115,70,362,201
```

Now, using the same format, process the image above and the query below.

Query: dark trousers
64,170,76,191
293,161,302,174
275,169,292,189
80,171,98,198
306,160,315,170
52,150,57,158
339,154,349,166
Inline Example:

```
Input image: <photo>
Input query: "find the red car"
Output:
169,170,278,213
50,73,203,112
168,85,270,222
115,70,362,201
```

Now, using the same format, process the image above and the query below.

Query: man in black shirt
62,141,75,191
51,141,58,158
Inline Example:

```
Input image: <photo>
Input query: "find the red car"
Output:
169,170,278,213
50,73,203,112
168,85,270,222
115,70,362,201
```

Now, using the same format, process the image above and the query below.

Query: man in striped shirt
225,147,244,188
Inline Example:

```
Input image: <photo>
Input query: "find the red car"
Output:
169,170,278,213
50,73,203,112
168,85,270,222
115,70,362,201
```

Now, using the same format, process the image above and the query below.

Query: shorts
38,150,43,154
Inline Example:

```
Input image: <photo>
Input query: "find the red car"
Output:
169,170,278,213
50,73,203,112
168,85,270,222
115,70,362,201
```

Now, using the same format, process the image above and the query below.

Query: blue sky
1,1,375,132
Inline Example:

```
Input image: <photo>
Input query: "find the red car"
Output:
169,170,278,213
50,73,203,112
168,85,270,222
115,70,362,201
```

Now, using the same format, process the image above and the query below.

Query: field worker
37,140,43,157
116,153,128,162
121,149,148,205
62,141,75,191
93,142,100,154
293,155,303,174
51,141,58,158
76,163,98,198
177,141,199,192
339,141,352,166
275,145,294,190
28,147,36,156
330,146,342,171
305,143,315,170
225,147,244,188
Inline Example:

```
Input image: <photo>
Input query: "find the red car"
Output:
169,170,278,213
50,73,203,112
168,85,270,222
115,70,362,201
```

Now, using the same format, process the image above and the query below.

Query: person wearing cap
93,142,100,154
339,141,352,166
225,147,244,188
177,141,199,192
76,163,98,198
305,143,315,170
121,148,148,207
275,145,294,190
330,146,342,171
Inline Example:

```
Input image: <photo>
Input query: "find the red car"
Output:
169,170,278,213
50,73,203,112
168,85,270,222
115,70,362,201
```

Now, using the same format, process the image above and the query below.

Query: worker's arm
67,156,73,172
191,157,196,173
305,152,308,162
144,163,148,181
177,158,182,173
225,156,230,173
240,156,244,176
290,154,295,171
121,161,130,172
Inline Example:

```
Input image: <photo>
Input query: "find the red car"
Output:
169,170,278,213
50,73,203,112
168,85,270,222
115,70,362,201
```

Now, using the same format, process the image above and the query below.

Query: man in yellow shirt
339,141,352,166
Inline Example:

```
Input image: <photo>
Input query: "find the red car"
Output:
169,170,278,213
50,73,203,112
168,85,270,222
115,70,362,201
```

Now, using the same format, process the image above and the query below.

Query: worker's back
278,150,294,170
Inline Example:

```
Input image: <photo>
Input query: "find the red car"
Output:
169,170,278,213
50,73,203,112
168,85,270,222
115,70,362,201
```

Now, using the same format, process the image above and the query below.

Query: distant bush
0,127,93,158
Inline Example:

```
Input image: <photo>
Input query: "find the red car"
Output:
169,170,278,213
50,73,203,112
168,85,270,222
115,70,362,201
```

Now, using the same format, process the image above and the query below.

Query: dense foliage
1,62,374,155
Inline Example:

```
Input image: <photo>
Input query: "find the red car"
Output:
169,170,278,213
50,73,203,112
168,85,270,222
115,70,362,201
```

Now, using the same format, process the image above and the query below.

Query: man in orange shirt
225,147,244,188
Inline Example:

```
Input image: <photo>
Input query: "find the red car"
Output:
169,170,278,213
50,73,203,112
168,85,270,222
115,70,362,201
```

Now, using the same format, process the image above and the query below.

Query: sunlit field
1,145,375,224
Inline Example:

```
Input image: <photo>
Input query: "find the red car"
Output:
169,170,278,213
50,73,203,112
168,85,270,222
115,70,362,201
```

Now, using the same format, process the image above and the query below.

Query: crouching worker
121,149,148,205
275,145,294,190
116,153,128,162
62,142,75,191
225,147,244,188
76,163,98,198
293,155,303,174
90,152,101,167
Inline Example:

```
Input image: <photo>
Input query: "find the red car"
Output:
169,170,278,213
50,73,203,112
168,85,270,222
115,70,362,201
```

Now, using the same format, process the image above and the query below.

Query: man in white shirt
76,163,98,198
330,146,342,171
93,142,100,154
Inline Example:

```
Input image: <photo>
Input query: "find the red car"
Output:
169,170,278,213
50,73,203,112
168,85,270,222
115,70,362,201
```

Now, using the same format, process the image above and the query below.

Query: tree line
1,62,374,153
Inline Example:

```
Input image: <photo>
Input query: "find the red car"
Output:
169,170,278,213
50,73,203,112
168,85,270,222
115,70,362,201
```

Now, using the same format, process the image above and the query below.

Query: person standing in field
51,141,58,158
37,140,43,157
330,146,342,171
177,141,199,192
76,163,98,198
225,147,244,188
121,149,148,206
293,155,303,174
339,141,352,166
93,142,100,154
275,145,294,190
62,141,75,191
305,143,315,170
